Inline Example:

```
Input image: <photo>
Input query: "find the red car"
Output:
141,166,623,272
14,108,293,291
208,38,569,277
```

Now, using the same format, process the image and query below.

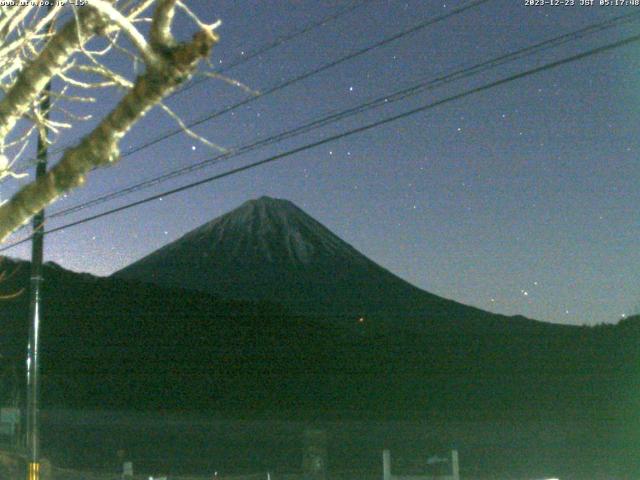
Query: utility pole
25,11,55,480
25,64,52,480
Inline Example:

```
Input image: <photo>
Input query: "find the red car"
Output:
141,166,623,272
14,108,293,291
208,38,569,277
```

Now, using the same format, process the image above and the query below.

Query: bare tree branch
0,6,105,146
0,15,219,241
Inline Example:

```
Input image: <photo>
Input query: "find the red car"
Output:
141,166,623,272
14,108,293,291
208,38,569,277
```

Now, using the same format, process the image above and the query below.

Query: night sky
3,0,640,326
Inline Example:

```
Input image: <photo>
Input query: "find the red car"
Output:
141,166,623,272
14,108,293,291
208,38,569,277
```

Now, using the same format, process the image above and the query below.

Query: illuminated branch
0,2,219,241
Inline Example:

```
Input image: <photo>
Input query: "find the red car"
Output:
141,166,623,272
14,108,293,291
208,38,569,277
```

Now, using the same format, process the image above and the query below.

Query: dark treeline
0,258,638,477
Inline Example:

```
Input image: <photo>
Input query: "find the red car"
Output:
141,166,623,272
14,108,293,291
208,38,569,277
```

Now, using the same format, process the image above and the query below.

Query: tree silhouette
0,1,220,242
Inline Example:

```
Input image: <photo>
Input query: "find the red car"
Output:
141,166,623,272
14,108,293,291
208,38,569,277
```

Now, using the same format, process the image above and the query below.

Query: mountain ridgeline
115,196,544,333
0,196,636,477
115,196,440,318
0,196,637,424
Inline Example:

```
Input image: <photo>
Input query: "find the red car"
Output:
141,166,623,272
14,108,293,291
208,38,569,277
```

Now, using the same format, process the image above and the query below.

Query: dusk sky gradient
3,0,640,325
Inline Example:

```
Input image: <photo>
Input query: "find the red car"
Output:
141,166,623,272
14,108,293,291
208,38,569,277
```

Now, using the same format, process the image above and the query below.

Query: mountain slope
0,255,637,421
114,196,539,331
1,258,639,477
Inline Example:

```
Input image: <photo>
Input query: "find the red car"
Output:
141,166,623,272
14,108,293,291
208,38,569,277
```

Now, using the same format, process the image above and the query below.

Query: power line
14,0,492,177
12,0,368,173
2,29,638,253
170,0,369,96
0,0,496,244
47,10,640,220
110,0,493,158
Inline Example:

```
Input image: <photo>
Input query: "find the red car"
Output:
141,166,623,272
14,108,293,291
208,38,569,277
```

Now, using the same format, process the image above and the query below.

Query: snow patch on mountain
151,196,363,267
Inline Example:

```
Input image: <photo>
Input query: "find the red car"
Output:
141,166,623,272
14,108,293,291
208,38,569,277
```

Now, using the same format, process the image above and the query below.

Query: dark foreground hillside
0,257,638,476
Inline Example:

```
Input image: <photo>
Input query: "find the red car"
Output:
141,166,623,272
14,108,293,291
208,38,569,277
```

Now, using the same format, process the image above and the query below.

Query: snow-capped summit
173,196,364,267
114,196,502,325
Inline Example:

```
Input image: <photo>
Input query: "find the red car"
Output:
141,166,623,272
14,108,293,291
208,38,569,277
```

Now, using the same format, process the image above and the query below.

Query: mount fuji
114,196,539,330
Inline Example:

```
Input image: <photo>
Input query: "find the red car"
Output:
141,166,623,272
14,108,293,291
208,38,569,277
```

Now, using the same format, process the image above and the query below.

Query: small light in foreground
358,317,365,323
